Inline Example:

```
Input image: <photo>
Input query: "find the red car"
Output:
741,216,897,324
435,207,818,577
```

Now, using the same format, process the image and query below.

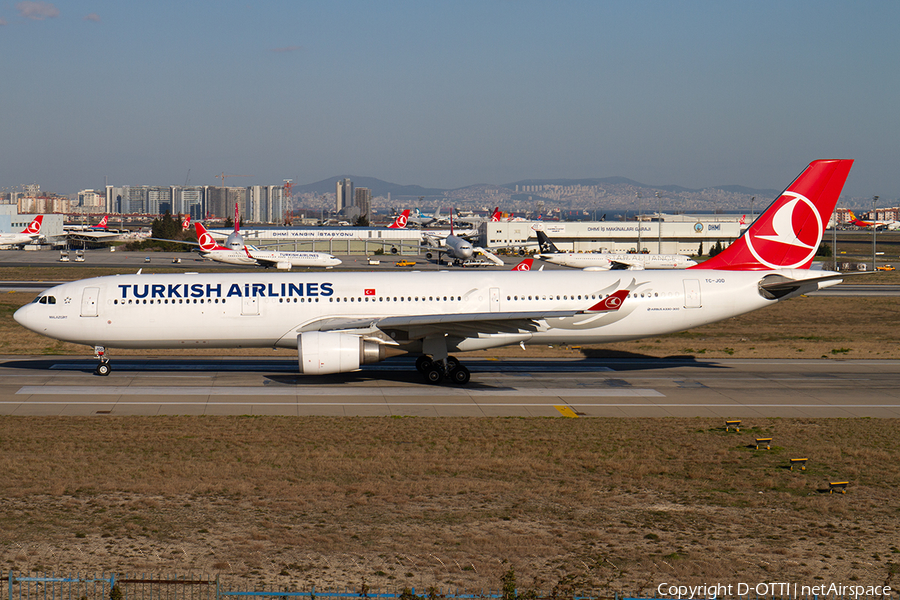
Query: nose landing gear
93,346,111,376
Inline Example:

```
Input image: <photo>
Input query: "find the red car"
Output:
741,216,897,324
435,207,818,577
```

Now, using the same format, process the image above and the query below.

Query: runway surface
2,356,899,417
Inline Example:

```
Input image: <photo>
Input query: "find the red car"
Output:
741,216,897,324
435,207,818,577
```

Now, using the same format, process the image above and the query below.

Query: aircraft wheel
423,366,444,385
449,365,470,385
415,355,433,374
96,362,111,376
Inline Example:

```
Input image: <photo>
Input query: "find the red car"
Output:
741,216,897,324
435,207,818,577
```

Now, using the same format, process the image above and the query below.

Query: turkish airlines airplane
0,215,44,246
534,230,697,270
195,222,342,269
15,159,853,385
387,210,411,228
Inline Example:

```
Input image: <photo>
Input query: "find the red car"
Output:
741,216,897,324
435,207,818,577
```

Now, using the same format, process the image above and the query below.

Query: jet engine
275,261,292,270
297,331,386,375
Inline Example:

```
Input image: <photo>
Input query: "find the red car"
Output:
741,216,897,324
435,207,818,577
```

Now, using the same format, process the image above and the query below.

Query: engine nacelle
275,261,292,270
297,332,386,375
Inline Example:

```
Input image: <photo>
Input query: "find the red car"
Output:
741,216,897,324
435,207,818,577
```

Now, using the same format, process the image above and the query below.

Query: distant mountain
293,176,445,198
506,177,778,197
506,176,645,188
295,175,779,199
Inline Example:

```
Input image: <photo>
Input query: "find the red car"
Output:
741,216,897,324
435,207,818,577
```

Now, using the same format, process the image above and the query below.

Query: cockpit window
35,296,56,305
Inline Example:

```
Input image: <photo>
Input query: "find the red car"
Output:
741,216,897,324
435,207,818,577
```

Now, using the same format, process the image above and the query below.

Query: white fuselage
15,269,790,353
0,232,41,246
538,253,697,270
200,247,341,268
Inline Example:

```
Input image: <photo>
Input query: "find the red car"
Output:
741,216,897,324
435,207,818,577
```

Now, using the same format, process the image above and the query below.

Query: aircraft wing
297,292,630,339
299,309,583,337
247,254,279,268
148,238,200,246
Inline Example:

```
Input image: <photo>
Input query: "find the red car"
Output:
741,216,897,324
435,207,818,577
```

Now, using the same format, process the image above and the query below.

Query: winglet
582,289,629,312
511,258,533,271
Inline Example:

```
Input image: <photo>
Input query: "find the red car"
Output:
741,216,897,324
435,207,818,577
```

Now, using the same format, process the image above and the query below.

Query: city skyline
2,2,898,199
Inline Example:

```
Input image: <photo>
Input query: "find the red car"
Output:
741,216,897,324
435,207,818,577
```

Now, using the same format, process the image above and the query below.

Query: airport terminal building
485,215,746,254
209,214,746,256
208,225,424,255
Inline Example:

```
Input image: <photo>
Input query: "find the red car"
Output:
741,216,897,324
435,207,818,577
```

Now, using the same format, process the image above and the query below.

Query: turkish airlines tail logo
389,210,410,228
584,289,629,312
691,159,853,271
512,259,533,271
23,215,43,234
490,207,502,222
195,223,225,252
96,215,109,229
182,215,191,230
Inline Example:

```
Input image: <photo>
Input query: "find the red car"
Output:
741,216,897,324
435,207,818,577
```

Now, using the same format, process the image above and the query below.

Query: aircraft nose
13,303,38,332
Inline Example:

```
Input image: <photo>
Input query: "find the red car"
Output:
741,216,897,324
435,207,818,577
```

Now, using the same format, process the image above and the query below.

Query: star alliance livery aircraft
15,160,853,384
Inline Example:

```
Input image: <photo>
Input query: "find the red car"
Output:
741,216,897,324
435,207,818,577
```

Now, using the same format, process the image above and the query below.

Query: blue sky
1,0,898,198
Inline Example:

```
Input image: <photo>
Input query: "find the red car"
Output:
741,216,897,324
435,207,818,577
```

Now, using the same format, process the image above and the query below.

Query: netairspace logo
654,582,894,599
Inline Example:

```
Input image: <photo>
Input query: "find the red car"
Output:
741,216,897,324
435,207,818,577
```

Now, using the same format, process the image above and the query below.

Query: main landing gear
93,346,111,376
415,354,471,385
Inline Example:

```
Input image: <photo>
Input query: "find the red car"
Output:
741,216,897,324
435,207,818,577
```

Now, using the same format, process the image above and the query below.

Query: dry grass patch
1,417,899,593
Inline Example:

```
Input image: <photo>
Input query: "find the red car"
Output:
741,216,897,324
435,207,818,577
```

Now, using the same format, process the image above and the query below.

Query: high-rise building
336,178,353,213
173,187,205,219
355,187,371,221
267,185,284,224
147,186,172,215
78,190,104,209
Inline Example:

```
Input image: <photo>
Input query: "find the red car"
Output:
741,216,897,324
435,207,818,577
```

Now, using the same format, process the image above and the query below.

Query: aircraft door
81,287,100,317
683,279,701,309
489,287,501,313
242,295,259,316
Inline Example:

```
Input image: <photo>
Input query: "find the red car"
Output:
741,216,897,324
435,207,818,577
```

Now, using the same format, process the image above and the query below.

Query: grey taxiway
1,356,898,418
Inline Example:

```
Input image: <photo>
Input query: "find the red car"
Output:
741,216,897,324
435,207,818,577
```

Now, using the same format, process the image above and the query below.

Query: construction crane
216,172,252,187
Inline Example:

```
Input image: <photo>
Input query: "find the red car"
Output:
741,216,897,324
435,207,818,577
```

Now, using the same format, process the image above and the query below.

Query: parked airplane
195,222,342,269
534,230,697,270
15,159,853,385
0,215,44,246
388,210,411,229
846,210,900,230
422,215,504,266
407,207,444,228
64,215,109,232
